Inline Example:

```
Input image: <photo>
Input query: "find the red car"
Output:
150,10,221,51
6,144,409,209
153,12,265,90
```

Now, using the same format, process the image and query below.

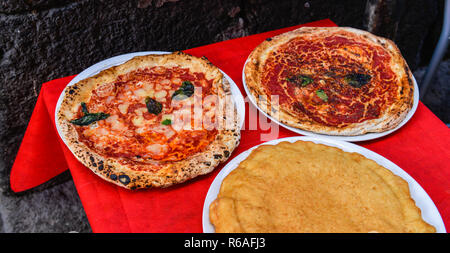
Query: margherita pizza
244,27,415,135
57,52,241,189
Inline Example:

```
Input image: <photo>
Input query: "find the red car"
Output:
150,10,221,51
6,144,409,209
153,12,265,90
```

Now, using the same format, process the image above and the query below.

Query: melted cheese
73,66,219,162
118,103,129,114
132,116,145,127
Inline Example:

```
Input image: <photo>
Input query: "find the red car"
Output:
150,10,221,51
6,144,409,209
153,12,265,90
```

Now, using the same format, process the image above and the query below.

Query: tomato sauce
262,35,397,127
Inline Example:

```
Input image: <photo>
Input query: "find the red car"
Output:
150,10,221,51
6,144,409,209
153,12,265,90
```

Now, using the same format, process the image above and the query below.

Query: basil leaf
344,73,371,88
80,102,89,114
145,97,163,115
286,75,313,87
70,112,109,126
161,119,172,125
316,89,328,102
172,81,194,100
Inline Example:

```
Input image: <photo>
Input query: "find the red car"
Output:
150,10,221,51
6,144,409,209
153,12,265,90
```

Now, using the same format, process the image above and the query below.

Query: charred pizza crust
57,52,241,189
244,27,414,136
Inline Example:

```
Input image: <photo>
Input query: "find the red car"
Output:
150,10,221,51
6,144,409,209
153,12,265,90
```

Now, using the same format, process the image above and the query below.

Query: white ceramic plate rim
241,58,420,142
202,136,446,233
55,51,246,148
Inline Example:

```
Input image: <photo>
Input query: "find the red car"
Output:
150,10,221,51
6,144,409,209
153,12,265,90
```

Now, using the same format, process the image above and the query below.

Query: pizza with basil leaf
244,27,415,135
57,52,240,189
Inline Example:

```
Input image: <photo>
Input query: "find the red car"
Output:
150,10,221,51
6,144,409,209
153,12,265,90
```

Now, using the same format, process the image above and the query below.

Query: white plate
55,51,246,147
241,58,419,142
202,136,446,233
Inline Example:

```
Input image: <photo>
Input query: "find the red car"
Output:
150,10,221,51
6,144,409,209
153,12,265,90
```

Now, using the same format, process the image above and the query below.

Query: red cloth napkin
10,19,450,232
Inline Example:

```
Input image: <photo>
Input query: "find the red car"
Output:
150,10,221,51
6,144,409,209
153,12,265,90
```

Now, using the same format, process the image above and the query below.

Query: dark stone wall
0,0,444,195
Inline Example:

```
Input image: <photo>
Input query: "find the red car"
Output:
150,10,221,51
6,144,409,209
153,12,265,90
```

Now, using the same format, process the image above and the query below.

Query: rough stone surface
414,60,450,124
0,0,447,232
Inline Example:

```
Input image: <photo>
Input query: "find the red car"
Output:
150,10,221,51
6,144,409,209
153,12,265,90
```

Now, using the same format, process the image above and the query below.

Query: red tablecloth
10,19,450,233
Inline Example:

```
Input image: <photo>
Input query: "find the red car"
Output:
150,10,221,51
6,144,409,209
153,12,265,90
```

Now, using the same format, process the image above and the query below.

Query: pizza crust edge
57,52,241,189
